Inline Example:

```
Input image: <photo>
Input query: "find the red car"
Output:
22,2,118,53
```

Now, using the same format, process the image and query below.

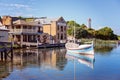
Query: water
0,44,120,80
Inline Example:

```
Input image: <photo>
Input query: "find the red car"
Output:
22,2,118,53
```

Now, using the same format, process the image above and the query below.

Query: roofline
13,24,42,27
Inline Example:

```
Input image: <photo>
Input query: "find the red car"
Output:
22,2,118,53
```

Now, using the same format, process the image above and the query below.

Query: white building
0,22,9,42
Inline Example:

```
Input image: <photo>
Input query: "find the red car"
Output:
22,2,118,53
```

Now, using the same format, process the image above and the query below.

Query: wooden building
9,19,43,47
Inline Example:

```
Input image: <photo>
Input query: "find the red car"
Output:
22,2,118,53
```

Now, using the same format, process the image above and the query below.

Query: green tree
75,28,89,39
95,27,118,40
81,24,87,29
67,20,80,36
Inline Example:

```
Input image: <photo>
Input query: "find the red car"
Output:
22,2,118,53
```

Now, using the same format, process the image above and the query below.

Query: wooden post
11,42,13,60
1,52,3,61
4,50,7,61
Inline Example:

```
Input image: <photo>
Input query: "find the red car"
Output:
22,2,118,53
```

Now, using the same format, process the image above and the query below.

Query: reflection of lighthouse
88,18,91,28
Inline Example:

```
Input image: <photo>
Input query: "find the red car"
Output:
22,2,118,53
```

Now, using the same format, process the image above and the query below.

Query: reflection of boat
66,51,95,69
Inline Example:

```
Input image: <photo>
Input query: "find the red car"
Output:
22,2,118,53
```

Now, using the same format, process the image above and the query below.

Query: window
57,25,59,31
16,25,20,29
38,27,43,33
64,26,66,31
23,26,27,29
64,33,66,39
61,33,63,40
23,35,27,42
58,33,59,39
61,26,63,32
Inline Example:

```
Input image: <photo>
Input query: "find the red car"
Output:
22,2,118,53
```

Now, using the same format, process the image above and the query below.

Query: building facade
1,16,67,47
35,17,67,44
9,19,43,47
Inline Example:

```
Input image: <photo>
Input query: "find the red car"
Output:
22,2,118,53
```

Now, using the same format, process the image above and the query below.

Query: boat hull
67,45,94,55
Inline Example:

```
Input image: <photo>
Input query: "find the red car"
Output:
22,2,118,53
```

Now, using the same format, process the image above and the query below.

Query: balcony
10,29,37,33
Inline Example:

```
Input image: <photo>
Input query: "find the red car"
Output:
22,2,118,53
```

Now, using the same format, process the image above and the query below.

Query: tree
95,27,118,40
67,20,118,40
75,28,89,39
81,24,87,29
67,21,80,36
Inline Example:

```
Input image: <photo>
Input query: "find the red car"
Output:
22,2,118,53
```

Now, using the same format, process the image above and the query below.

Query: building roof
0,21,8,31
35,16,65,25
0,24,9,31
13,19,42,26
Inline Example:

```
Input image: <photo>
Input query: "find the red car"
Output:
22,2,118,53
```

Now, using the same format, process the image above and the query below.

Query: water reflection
13,48,67,70
0,62,12,79
0,48,67,79
65,51,95,69
94,43,117,55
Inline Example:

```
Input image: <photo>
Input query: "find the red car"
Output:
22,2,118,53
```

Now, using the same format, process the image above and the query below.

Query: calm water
0,44,120,80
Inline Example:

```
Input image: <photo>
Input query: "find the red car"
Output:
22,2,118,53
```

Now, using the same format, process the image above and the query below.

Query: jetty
0,42,13,61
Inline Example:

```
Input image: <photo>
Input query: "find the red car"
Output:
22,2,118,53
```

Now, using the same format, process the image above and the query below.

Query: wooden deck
0,42,13,61
38,43,65,48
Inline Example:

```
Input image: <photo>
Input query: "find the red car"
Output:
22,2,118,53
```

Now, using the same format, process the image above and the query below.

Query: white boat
65,22,94,55
66,51,95,69
65,41,94,55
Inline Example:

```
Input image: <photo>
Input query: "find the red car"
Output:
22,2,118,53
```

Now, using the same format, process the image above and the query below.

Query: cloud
0,3,31,10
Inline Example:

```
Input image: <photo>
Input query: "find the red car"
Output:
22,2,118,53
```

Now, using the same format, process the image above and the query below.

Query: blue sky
0,0,120,35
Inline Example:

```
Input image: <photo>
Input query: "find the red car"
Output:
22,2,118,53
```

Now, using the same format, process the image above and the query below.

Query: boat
65,22,94,55
66,51,95,69
65,41,94,55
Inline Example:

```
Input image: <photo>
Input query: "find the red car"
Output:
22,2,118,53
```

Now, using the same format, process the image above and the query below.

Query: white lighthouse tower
88,18,91,28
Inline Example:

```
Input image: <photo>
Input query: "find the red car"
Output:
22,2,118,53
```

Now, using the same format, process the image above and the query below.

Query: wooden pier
0,42,13,61
38,43,65,48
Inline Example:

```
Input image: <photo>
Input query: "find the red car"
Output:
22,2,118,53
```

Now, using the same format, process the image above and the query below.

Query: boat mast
74,21,75,43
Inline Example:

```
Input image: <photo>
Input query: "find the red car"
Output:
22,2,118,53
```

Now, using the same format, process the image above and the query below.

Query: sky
0,0,120,35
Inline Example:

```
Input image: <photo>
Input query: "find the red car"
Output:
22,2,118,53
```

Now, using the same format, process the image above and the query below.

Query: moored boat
65,41,94,55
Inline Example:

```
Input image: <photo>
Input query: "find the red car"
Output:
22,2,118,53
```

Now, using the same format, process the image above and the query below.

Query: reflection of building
12,48,67,70
0,62,12,79
35,17,67,44
38,48,67,70
0,48,67,79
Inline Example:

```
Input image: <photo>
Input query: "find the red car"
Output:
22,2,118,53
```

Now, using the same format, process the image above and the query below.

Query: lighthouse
88,18,91,28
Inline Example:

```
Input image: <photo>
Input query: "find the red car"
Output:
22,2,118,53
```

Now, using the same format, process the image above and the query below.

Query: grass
80,38,117,44
118,36,120,40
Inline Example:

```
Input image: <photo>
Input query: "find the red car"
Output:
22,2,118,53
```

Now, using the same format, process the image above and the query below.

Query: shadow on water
94,43,117,55
0,48,67,79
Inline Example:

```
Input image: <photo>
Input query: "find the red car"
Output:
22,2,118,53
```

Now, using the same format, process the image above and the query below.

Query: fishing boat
65,22,94,55
65,41,94,55
66,51,95,69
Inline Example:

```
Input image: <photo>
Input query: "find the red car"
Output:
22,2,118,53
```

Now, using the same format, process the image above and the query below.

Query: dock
38,43,65,48
0,42,13,61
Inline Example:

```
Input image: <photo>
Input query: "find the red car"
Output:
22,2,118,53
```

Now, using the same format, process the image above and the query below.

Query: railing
10,29,37,33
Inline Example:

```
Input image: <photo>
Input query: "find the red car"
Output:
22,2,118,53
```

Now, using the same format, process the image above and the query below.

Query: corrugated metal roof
13,19,42,26
35,17,64,24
